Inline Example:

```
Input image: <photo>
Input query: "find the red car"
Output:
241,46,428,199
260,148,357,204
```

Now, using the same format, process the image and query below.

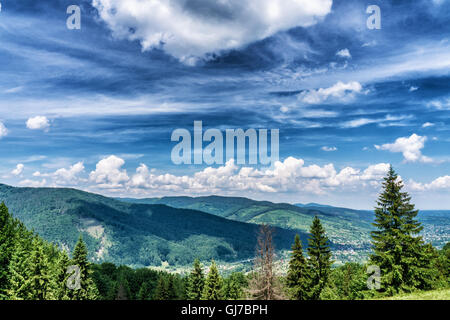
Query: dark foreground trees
0,202,98,300
286,217,333,300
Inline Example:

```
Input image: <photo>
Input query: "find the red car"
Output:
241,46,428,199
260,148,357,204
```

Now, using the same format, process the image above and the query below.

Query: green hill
0,184,298,268
119,196,450,264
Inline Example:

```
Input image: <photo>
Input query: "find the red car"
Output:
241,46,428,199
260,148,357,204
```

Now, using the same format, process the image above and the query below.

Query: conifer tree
0,202,16,297
307,216,333,300
167,275,178,300
114,273,131,300
69,235,98,300
370,166,433,294
154,275,169,300
286,234,310,300
137,281,152,300
28,238,52,300
7,235,33,300
186,258,205,300
223,272,245,300
201,260,223,300
54,250,71,300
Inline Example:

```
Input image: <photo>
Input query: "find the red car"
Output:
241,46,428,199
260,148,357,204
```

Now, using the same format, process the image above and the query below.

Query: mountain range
0,183,448,269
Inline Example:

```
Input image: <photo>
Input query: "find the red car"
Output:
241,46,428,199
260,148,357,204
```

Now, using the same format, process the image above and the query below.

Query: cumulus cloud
409,175,450,191
321,146,337,152
422,122,434,128
0,122,8,138
11,164,24,176
89,155,129,188
19,179,47,188
298,81,363,104
336,48,351,59
375,134,433,163
92,0,332,61
26,116,50,131
53,162,85,185
126,157,390,196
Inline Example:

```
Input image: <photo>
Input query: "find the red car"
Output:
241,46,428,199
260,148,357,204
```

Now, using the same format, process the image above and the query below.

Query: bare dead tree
247,224,285,300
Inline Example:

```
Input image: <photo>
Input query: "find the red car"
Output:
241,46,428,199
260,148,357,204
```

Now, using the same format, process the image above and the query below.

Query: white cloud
89,155,129,188
18,179,47,188
125,157,390,196
321,146,337,152
428,98,450,110
340,115,412,129
409,86,419,92
11,164,24,176
92,0,332,61
422,122,434,128
299,81,363,104
336,48,351,59
0,122,8,138
26,116,50,131
53,162,85,185
375,134,433,163
409,176,450,191
361,163,390,181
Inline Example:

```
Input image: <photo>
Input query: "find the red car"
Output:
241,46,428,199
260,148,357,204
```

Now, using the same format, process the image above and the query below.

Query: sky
0,0,450,209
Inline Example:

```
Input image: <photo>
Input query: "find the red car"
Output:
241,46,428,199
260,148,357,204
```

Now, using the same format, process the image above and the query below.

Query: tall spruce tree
370,166,433,294
69,235,98,300
0,202,16,297
154,276,169,300
223,273,245,300
137,281,152,300
286,234,310,300
167,275,178,300
201,260,223,300
7,234,33,300
28,238,52,300
186,258,205,300
307,216,333,300
55,250,71,300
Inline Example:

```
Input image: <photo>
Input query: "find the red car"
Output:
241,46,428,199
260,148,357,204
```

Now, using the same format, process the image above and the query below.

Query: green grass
377,289,450,300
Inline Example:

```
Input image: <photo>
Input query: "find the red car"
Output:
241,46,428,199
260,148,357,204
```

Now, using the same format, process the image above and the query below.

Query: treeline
0,166,449,300
0,203,98,300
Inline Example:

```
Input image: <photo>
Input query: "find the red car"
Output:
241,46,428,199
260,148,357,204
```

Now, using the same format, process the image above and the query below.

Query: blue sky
0,0,450,209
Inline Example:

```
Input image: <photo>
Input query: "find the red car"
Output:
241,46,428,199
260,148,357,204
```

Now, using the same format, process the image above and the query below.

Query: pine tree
286,234,310,300
167,275,178,300
370,166,433,294
307,216,333,300
137,281,152,300
7,233,33,300
223,272,245,300
69,235,99,300
0,202,16,297
28,238,52,300
54,250,71,300
154,275,169,300
201,260,223,300
186,258,205,300
115,273,131,300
